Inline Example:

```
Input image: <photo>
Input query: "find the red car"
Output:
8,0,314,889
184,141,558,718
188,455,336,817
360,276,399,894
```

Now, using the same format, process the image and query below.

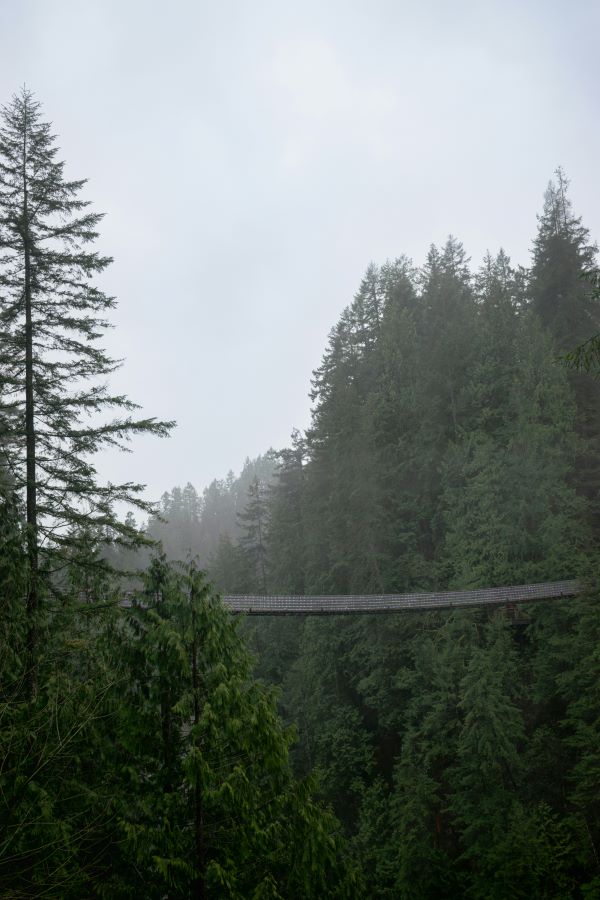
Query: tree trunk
191,595,206,899
22,99,38,701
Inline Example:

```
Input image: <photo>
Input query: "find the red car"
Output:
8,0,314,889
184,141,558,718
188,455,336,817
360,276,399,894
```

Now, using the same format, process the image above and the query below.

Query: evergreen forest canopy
1,87,600,898
131,171,600,896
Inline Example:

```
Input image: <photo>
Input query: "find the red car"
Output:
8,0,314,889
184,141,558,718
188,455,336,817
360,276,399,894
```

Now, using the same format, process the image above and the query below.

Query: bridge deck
222,580,581,615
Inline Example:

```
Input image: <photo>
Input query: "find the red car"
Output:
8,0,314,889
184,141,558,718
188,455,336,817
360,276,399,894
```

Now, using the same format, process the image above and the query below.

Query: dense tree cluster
0,91,354,898
0,546,358,897
189,171,600,897
3,83,600,897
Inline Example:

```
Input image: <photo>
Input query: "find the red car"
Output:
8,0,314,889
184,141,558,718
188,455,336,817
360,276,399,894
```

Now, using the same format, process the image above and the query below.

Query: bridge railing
221,579,581,616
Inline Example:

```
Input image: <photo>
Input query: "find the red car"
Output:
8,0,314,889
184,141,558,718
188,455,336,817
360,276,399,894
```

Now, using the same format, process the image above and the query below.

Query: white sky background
1,0,599,506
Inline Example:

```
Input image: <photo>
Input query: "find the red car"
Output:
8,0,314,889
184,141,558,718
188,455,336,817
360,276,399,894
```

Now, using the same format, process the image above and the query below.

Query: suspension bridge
221,579,581,615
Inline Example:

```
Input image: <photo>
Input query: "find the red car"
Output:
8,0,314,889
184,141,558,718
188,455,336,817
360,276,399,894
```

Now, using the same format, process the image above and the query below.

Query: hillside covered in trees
2,83,600,898
149,170,600,897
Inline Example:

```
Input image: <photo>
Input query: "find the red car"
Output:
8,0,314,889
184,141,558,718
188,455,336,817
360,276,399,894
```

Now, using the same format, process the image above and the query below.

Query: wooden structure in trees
222,579,580,616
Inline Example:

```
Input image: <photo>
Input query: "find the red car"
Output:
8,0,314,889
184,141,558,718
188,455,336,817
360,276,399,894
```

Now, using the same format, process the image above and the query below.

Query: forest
1,88,600,899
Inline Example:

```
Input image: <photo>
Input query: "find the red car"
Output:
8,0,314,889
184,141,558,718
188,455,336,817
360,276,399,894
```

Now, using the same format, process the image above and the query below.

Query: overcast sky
2,0,599,506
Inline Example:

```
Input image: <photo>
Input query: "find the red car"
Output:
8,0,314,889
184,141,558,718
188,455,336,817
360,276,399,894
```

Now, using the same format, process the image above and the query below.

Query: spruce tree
238,475,270,593
529,168,600,526
364,256,430,590
530,168,598,350
440,305,588,589
303,262,389,593
0,89,172,695
112,557,358,898
267,430,307,595
208,531,253,594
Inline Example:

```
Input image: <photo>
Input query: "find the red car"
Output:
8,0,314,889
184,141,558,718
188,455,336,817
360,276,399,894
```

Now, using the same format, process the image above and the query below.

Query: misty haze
1,2,600,897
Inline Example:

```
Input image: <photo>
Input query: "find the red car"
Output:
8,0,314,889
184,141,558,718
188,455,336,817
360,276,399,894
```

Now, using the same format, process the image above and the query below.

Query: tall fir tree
0,90,172,696
110,557,359,899
529,168,598,350
529,168,600,528
238,475,270,594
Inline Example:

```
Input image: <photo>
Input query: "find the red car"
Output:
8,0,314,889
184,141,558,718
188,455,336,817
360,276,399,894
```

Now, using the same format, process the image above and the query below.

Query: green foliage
0,561,122,897
0,479,26,677
237,475,270,593
3,106,600,898
0,90,354,897
227,171,600,897
562,270,600,373
441,311,589,588
0,89,173,560
0,551,357,897
530,168,599,352
104,557,358,898
147,454,277,566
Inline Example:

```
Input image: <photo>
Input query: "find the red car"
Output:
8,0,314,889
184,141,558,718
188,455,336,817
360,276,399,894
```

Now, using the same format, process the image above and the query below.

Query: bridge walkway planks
222,579,581,616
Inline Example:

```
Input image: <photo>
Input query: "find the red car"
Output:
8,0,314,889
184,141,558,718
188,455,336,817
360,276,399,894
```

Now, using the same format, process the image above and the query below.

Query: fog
2,0,599,502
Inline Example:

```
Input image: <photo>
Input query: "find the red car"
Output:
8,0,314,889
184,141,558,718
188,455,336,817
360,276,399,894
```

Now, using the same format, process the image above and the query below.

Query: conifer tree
529,168,600,525
267,430,307,595
0,90,172,695
303,262,390,593
452,619,577,898
563,270,600,372
208,531,253,594
530,168,598,350
440,306,588,589
112,557,358,898
238,475,270,593
364,256,430,590
0,472,25,684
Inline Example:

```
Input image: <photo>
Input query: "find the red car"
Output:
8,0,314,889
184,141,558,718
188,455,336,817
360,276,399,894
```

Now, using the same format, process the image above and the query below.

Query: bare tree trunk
22,98,38,701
